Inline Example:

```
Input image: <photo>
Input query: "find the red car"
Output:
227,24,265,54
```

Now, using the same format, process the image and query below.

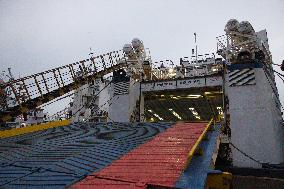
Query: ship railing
0,49,130,121
148,57,223,81
216,32,272,63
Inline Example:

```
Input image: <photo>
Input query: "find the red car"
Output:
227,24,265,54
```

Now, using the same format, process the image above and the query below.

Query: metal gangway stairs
0,50,127,122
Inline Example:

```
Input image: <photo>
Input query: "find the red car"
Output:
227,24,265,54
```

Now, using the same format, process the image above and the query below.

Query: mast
194,32,198,63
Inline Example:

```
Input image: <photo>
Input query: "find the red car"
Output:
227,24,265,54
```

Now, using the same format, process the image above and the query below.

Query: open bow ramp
0,120,229,189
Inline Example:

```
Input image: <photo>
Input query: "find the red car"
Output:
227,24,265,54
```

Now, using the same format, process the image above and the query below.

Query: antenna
194,33,198,63
89,47,94,57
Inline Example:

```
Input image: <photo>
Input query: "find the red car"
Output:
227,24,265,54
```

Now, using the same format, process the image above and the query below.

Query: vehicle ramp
0,120,230,189
69,120,230,189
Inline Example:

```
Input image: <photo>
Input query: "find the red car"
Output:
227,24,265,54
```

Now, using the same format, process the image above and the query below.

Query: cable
229,142,264,165
39,84,92,108
40,92,74,108
229,142,281,169
262,63,284,111
83,78,142,123
276,72,284,83
274,70,284,78
42,76,114,118
70,80,113,119
272,63,282,67
263,62,284,79
48,106,69,120
84,95,119,122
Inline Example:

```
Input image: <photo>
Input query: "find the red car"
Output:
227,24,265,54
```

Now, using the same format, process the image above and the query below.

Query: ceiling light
148,109,163,121
187,94,202,98
169,109,182,120
216,107,223,115
154,113,164,121
189,107,201,120
204,91,223,95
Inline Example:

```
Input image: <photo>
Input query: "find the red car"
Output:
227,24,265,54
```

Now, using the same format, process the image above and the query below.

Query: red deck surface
69,122,207,189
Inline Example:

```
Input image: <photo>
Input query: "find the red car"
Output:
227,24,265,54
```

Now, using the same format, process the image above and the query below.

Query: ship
0,19,283,189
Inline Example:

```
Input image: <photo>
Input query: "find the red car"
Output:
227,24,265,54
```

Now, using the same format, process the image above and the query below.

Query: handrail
0,49,127,122
186,118,214,166
0,119,70,139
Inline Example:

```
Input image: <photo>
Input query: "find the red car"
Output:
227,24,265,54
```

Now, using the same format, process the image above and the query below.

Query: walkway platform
69,122,209,188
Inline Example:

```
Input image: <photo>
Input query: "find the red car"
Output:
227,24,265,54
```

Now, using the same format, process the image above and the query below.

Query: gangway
0,50,127,122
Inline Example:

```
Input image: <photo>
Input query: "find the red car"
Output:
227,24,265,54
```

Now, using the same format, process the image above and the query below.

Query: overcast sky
0,0,283,116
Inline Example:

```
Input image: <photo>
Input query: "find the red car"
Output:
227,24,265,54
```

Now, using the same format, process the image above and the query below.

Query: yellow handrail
0,120,70,139
186,118,214,167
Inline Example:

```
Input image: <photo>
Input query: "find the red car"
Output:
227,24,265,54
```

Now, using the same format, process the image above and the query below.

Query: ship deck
0,121,223,189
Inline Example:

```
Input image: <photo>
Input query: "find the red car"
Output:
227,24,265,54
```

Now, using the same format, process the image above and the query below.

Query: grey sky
0,0,283,115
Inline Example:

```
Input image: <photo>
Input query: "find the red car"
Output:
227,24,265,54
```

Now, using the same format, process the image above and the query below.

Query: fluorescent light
148,109,163,120
204,91,222,95
154,113,163,121
189,107,201,120
169,109,182,120
216,107,223,115
170,95,202,99
187,94,202,98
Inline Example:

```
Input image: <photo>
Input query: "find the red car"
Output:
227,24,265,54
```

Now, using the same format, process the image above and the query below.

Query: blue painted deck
0,122,173,189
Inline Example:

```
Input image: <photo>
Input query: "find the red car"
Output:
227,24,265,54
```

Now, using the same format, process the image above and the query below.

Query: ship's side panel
227,64,284,167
